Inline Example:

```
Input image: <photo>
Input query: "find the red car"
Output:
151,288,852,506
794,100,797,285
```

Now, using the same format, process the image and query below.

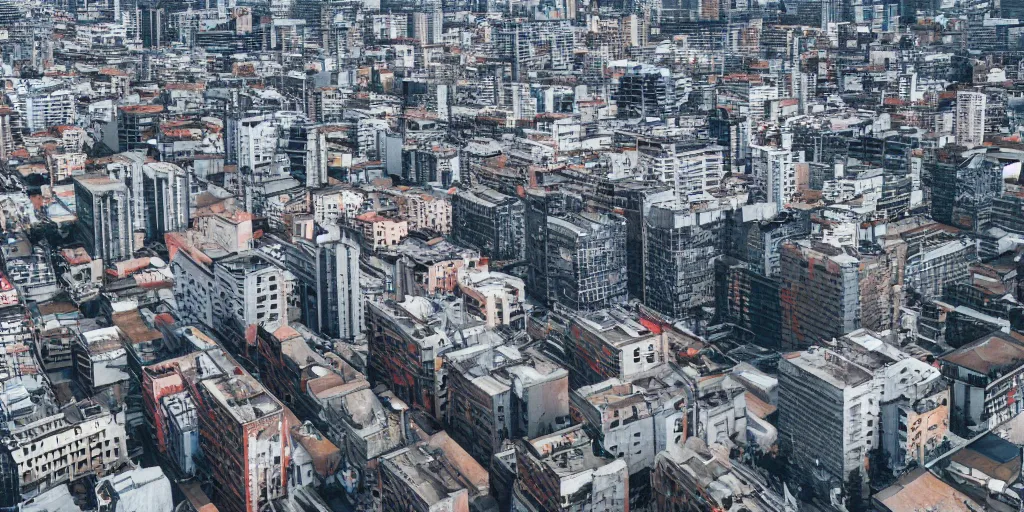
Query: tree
845,469,867,512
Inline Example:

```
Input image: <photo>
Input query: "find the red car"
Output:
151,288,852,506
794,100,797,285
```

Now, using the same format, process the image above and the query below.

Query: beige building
353,212,408,250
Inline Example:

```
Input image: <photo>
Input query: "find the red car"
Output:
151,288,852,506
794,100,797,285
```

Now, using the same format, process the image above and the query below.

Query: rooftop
941,332,1024,376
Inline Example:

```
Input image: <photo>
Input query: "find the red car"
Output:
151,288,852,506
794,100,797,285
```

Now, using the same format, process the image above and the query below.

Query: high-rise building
779,239,903,349
118,105,164,152
751,145,797,210
637,138,726,199
615,65,675,119
955,90,987,148
546,212,628,311
23,90,75,133
74,174,135,263
643,204,725,321
142,162,189,242
451,185,525,262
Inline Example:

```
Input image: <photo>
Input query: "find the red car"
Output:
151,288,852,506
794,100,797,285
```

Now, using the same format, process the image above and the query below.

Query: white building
23,90,76,133
7,403,128,500
751,145,796,209
955,90,987,148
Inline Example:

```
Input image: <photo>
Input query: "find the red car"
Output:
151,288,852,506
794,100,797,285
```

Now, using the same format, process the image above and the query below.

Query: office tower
546,212,628,311
74,174,135,263
524,189,568,302
779,239,903,349
142,162,189,242
637,138,725,199
451,185,525,262
955,90,986,148
305,126,327,188
281,227,363,341
643,204,725,321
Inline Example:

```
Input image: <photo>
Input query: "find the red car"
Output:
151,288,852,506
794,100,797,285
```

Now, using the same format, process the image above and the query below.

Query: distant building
615,65,675,119
117,105,164,152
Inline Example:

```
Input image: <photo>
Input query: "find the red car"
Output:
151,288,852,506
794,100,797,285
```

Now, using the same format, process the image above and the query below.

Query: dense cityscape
0,0,1023,511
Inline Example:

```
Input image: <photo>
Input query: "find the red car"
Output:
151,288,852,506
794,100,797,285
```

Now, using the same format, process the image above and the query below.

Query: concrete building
393,190,452,234
940,332,1024,437
512,425,629,511
94,466,173,512
615,65,675,119
778,347,875,499
556,306,668,388
452,186,525,262
780,240,903,350
74,174,135,263
23,90,76,133
379,431,494,512
440,343,570,468
751,145,797,210
278,227,363,341
142,162,189,243
74,326,131,396
389,235,483,298
352,212,408,250
161,391,198,476
653,437,785,512
572,364,694,509
455,265,527,329
196,368,288,512
366,297,453,415
2,401,128,501
208,252,294,349
637,139,726,199
955,90,986,148
546,212,628,312
117,105,164,152
904,237,977,301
